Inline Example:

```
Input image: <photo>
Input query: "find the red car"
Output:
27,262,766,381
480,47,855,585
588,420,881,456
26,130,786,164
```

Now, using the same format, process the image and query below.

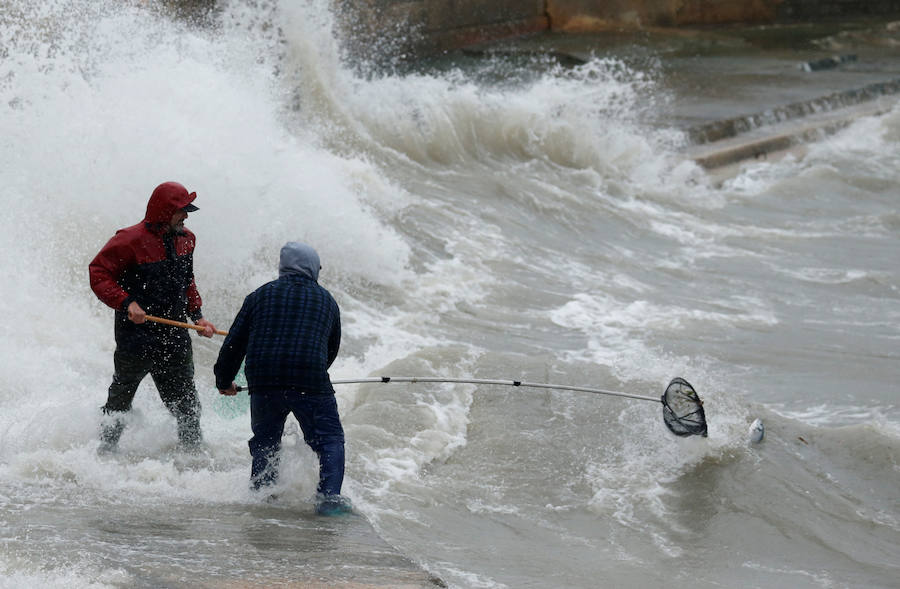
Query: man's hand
127,301,146,324
218,382,239,396
195,318,216,338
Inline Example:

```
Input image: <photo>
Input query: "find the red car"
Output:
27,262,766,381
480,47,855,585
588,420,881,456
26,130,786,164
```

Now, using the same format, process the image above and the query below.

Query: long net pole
330,376,659,403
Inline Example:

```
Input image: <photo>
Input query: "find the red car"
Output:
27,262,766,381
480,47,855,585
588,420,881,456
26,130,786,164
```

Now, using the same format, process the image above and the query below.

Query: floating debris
801,54,857,71
749,418,765,443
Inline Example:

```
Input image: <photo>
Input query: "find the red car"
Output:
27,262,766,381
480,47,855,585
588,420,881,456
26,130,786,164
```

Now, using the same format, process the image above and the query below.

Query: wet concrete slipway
8,489,446,588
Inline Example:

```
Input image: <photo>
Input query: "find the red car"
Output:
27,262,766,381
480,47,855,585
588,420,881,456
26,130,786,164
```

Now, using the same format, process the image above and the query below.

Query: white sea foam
0,563,129,589
549,291,777,371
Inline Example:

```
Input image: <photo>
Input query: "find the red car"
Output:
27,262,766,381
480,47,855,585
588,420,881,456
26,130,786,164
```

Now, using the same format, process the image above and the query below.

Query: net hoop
661,377,708,437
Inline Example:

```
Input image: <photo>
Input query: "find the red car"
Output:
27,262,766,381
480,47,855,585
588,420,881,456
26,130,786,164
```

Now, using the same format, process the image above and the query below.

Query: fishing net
661,377,707,437
211,362,250,419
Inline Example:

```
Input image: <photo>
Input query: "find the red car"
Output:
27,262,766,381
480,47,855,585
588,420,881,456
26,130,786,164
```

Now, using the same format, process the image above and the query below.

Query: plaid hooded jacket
214,242,341,395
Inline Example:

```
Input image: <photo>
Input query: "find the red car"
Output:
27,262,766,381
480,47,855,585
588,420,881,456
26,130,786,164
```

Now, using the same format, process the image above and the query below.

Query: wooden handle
145,314,229,336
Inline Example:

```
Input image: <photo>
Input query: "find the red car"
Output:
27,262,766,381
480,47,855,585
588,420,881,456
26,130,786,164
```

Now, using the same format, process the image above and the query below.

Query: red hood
143,182,197,225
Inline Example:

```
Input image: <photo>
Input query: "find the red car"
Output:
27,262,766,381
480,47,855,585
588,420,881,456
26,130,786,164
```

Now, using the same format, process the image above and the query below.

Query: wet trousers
248,391,345,496
100,347,202,450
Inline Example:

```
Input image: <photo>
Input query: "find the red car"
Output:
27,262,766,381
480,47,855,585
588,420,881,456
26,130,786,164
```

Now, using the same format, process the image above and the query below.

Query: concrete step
686,81,900,180
685,81,899,178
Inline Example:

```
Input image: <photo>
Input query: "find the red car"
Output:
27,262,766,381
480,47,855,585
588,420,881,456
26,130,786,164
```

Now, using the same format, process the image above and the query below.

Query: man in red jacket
89,182,218,454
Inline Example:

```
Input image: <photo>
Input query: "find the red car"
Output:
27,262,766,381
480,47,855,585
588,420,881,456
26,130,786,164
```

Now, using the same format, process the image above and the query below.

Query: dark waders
99,346,202,453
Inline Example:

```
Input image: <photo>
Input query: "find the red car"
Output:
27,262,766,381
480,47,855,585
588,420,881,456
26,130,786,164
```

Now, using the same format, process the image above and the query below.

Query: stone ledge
687,78,900,145
686,93,898,176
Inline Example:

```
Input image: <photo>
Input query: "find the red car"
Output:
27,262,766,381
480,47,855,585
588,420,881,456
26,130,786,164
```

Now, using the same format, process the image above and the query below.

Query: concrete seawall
173,1,900,54
549,0,900,31
327,0,900,54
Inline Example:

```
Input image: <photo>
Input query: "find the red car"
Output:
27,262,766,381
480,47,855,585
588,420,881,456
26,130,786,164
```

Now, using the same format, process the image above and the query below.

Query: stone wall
337,0,900,53
546,0,784,31
547,0,900,31
333,0,547,55
778,0,900,19
171,1,900,54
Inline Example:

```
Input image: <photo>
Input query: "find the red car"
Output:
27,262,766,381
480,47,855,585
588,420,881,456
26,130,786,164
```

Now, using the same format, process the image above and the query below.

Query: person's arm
185,234,210,334
186,277,203,322
88,233,135,312
218,382,240,396
326,302,341,368
214,295,252,393
127,301,147,324
184,230,204,321
193,316,216,338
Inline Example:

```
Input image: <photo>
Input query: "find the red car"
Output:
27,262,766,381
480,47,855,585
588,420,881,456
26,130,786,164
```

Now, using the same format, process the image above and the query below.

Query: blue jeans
249,392,345,495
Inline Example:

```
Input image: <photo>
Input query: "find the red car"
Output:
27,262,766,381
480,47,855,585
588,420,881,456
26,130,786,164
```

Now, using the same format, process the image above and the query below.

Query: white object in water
749,418,765,443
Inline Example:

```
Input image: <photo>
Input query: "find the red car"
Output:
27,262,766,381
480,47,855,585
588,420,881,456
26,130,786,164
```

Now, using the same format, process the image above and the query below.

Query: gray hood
279,241,320,281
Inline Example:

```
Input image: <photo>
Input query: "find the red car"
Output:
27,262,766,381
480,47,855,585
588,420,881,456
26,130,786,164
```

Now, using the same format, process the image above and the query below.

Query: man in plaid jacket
214,242,348,513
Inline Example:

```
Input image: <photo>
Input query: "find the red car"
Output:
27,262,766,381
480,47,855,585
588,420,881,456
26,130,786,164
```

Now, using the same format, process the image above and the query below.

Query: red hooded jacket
89,182,204,352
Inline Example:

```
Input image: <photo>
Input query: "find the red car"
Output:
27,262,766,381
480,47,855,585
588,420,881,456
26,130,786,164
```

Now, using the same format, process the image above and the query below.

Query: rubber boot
315,493,353,516
98,417,125,455
176,415,203,454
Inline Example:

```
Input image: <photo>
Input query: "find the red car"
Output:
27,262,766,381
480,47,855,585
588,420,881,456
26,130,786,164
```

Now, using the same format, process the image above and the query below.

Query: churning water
1,1,898,587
